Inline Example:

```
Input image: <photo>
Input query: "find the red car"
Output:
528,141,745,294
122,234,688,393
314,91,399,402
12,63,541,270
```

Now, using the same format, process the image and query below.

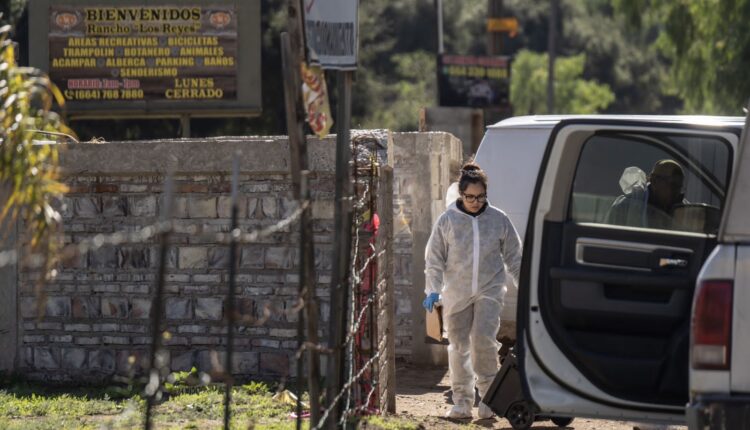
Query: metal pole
180,115,191,138
547,0,557,114
326,70,354,429
436,0,444,54
435,0,444,108
144,173,173,430
223,156,240,430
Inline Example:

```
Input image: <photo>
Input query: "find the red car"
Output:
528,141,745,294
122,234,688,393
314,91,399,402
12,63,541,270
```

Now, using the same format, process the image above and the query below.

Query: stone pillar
391,132,462,365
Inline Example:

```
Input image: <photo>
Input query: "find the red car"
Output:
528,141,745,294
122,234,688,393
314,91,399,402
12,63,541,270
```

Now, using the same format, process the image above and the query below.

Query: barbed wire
344,277,386,348
314,339,386,430
345,181,368,415
250,294,304,328
343,336,388,426
341,382,379,422
0,201,308,271
353,182,371,210
338,173,370,418
354,247,384,282
334,147,390,424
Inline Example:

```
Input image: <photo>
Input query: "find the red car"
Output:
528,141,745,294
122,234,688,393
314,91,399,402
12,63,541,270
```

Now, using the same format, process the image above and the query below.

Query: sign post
301,1,358,428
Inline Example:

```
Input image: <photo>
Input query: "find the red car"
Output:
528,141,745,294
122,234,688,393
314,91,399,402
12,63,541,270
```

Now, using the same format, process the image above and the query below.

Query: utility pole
436,0,444,54
547,0,558,113
487,0,503,55
435,0,445,108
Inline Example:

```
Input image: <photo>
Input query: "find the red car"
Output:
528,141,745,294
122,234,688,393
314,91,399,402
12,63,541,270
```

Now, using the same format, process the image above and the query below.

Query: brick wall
6,131,460,382
16,137,335,382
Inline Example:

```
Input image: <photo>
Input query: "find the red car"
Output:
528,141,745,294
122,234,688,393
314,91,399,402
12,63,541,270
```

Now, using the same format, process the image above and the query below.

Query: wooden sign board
28,0,261,118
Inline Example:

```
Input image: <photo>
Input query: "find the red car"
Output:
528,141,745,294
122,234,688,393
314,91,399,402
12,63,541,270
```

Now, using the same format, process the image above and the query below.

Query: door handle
659,258,688,268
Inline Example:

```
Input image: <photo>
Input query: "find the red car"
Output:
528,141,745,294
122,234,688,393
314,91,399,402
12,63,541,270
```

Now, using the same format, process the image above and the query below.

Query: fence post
376,166,396,413
223,156,240,430
144,173,174,430
300,171,321,426
279,30,307,430
281,0,322,423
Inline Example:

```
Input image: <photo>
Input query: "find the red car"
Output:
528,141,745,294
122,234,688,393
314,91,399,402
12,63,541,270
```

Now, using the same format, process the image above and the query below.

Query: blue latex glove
423,293,440,312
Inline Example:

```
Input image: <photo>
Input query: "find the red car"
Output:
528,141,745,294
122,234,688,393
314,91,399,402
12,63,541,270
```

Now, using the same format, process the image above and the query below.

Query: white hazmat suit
425,201,522,412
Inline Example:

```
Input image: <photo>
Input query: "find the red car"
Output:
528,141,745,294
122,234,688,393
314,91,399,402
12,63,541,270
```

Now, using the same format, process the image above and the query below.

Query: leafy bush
0,18,75,283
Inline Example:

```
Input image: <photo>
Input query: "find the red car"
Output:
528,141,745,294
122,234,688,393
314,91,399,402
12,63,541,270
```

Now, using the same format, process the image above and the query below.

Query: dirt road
394,364,685,430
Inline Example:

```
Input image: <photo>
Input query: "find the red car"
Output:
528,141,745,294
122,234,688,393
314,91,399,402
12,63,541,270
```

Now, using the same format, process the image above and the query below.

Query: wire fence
303,132,394,429
3,133,396,429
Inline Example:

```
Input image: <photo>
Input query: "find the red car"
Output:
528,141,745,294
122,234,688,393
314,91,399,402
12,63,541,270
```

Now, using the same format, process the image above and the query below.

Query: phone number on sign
63,89,145,100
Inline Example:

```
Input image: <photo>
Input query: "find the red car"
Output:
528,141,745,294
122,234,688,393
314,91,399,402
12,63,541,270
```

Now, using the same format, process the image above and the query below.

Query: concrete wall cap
59,136,337,176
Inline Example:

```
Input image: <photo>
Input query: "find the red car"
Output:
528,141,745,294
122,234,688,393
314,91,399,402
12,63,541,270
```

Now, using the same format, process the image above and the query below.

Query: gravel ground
394,364,687,430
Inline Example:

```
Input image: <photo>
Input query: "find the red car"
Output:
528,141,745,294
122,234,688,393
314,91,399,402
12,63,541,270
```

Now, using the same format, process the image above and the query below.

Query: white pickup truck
475,115,749,429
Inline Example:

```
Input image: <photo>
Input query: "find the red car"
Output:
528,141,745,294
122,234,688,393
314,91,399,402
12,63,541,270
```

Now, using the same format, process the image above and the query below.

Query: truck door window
569,132,731,234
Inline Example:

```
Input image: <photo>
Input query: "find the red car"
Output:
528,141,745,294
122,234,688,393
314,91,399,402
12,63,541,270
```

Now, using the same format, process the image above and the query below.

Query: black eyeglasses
462,193,487,203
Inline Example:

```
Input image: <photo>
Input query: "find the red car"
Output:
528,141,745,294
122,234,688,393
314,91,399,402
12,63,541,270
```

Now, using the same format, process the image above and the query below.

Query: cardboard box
425,305,450,344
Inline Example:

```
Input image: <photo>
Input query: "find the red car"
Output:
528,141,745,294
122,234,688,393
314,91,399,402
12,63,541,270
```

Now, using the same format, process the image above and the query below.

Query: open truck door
510,118,741,424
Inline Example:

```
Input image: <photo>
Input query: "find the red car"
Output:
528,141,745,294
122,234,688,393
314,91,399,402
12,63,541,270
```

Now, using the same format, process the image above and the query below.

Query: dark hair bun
458,161,488,191
460,162,483,178
461,162,481,172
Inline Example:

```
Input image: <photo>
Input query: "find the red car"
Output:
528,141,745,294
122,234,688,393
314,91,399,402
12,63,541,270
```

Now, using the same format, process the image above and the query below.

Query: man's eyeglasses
462,193,487,203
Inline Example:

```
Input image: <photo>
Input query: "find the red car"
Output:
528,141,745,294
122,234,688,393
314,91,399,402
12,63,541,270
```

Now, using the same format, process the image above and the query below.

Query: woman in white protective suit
424,161,522,420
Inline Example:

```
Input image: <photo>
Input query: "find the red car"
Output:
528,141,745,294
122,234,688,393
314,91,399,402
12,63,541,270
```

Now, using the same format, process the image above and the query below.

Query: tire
505,401,535,430
551,416,574,427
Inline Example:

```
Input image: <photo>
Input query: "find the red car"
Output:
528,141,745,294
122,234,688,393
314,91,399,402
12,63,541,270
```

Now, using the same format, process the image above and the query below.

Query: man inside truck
606,159,688,230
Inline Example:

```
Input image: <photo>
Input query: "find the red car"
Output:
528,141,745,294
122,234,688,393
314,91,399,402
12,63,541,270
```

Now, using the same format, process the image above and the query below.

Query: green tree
615,0,750,114
505,0,678,113
351,0,438,130
510,50,614,115
359,51,436,131
0,0,26,27
0,21,72,276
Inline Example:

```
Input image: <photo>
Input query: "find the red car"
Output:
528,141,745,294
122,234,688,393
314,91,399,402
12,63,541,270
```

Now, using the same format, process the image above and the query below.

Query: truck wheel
506,401,535,430
551,416,574,427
